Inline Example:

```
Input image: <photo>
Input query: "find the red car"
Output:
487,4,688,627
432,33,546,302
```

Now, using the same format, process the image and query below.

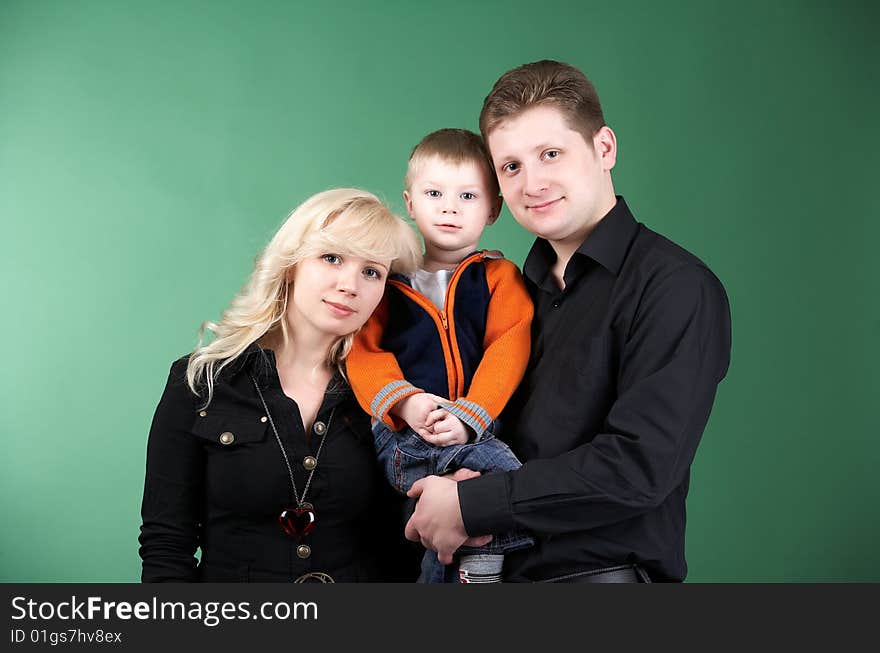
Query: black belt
541,564,651,584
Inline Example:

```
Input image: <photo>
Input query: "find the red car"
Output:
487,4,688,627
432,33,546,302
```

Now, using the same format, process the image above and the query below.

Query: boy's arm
347,293,423,431
443,258,533,439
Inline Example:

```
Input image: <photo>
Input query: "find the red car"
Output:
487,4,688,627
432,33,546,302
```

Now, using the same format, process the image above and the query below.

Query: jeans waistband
540,564,651,584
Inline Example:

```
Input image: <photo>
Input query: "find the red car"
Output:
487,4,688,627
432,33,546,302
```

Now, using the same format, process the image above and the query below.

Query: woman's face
287,251,390,339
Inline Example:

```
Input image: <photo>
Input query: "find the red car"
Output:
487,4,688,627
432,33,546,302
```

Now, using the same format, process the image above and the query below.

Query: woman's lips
323,300,355,317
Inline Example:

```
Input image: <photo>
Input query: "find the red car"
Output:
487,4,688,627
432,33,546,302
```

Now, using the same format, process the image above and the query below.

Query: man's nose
523,167,549,195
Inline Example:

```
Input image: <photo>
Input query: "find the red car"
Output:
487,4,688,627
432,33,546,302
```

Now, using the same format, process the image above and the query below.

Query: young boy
346,128,534,583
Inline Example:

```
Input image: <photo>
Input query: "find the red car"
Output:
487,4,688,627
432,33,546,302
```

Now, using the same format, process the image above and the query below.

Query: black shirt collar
523,196,639,289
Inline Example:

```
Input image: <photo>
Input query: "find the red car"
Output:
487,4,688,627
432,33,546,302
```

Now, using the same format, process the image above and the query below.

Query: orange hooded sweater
347,250,533,439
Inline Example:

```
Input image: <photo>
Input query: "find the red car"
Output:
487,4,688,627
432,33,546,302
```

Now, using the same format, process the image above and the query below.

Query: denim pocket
393,447,430,493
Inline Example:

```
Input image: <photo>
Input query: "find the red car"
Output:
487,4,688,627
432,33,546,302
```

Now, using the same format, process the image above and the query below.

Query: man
404,60,732,582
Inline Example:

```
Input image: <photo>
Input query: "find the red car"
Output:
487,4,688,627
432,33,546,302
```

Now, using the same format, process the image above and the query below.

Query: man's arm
408,264,731,557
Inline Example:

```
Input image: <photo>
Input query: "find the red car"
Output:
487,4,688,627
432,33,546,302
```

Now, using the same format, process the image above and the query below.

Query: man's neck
548,193,618,289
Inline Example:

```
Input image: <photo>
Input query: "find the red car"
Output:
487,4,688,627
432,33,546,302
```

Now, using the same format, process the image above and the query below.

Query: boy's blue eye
322,253,341,264
363,267,382,280
426,190,441,198
461,192,476,201
544,150,560,160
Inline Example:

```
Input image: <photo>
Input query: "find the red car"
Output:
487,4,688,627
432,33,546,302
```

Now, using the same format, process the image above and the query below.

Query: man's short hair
479,60,606,147
405,128,499,197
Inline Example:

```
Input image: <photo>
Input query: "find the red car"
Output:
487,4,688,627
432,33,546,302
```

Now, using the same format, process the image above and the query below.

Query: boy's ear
403,190,414,217
486,194,503,226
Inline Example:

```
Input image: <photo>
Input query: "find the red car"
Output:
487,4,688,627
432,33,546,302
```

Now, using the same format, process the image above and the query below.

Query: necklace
250,375,334,540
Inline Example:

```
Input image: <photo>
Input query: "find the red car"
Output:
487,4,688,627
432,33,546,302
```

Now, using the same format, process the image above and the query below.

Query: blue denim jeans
372,421,534,582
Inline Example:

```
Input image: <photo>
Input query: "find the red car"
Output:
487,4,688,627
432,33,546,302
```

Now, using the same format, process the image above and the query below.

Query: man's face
487,104,616,251
404,156,499,262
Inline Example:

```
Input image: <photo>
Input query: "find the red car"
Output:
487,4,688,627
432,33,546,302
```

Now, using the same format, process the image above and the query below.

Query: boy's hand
422,410,470,447
393,393,439,438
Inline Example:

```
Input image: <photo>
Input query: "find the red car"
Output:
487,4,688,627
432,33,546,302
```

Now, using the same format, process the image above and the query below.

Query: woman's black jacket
139,345,419,582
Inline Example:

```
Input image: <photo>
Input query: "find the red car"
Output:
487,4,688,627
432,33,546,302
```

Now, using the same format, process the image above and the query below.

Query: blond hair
405,128,499,197
187,188,421,404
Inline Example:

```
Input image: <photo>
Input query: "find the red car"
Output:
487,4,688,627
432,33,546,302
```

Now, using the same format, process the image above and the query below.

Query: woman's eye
321,253,341,265
461,192,476,201
502,162,519,174
426,190,441,198
544,150,560,160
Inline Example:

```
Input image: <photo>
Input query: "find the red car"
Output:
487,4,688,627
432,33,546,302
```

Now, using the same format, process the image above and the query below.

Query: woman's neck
273,333,332,374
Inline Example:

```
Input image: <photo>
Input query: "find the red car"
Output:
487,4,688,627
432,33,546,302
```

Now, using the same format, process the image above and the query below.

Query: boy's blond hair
405,128,500,197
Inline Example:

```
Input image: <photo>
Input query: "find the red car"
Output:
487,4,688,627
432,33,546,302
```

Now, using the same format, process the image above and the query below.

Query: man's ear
486,194,502,226
594,125,617,171
403,190,414,217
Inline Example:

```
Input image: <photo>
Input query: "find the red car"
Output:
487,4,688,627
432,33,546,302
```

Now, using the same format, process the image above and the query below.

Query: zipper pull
439,311,448,330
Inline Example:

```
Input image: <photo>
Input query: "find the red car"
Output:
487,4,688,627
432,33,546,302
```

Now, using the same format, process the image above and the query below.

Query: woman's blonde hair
187,188,422,404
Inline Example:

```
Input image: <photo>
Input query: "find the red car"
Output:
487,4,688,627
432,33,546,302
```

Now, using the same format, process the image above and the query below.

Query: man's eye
426,190,441,198
461,192,476,201
363,267,383,280
321,253,341,264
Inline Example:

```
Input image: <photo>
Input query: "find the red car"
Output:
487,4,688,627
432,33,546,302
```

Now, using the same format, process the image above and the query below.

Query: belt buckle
294,571,335,583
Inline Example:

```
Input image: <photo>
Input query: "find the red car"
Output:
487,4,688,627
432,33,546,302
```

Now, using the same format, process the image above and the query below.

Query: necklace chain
250,375,333,507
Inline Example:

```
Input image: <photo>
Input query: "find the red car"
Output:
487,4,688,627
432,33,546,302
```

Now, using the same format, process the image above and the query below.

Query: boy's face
486,104,616,252
404,157,500,261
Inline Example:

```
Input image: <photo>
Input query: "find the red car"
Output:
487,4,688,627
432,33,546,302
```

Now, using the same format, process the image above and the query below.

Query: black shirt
458,197,731,582
139,345,419,582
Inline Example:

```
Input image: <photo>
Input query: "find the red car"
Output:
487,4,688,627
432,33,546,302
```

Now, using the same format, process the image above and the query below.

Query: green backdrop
1,0,877,582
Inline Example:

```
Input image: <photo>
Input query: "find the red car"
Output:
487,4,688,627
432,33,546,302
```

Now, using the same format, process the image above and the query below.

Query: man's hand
404,472,493,564
422,410,470,446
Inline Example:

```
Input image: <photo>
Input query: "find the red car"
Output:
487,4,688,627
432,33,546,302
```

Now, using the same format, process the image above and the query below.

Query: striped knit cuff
371,380,422,428
439,399,493,440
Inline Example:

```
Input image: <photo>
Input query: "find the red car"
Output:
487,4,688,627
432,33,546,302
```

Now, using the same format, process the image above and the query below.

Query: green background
1,0,877,582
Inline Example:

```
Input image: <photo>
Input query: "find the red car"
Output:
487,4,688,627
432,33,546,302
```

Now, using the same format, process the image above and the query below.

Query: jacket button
313,421,326,435
219,432,234,445
297,544,311,559
260,416,268,423
199,411,207,417
303,456,317,471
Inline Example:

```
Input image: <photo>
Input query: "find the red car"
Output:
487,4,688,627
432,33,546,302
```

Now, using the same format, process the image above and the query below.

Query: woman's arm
138,359,203,582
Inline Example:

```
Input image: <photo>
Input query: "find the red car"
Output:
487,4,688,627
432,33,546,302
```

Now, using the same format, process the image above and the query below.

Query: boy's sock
457,554,504,583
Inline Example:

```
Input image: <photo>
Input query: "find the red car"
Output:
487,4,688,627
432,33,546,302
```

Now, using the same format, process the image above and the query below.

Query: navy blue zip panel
382,282,449,398
382,259,490,400
451,262,490,394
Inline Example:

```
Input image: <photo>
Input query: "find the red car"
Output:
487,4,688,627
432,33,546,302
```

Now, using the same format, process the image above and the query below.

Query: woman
139,188,422,582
